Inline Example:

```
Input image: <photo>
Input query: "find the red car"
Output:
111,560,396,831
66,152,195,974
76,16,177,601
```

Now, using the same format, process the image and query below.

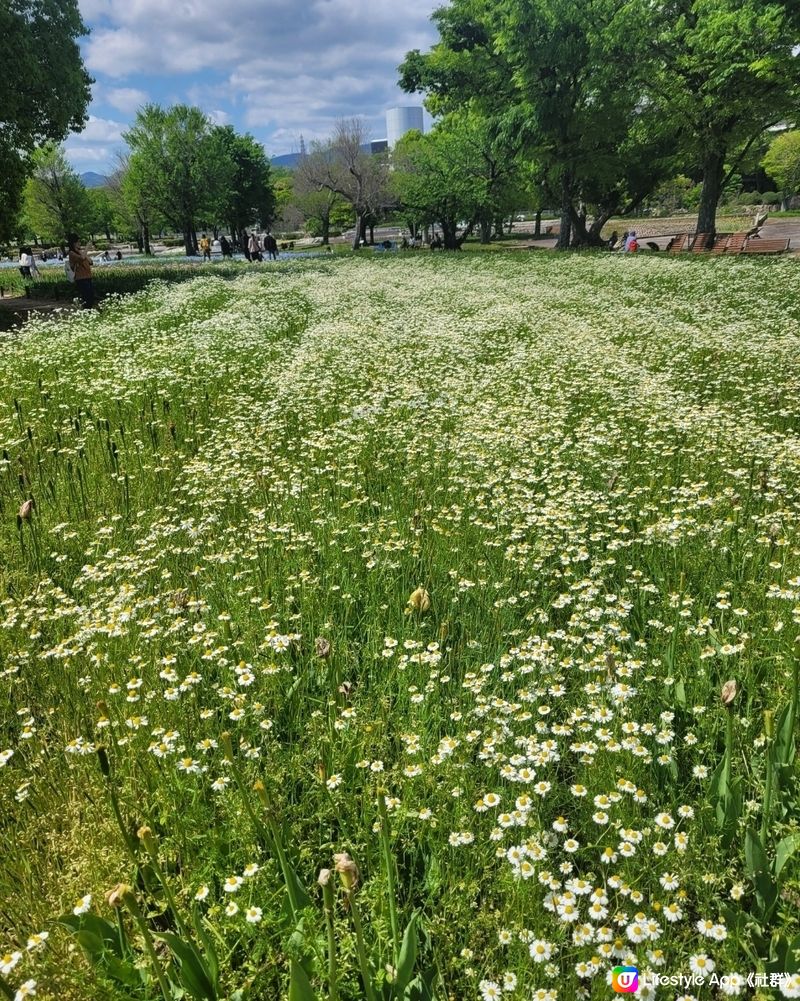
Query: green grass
1,254,799,1001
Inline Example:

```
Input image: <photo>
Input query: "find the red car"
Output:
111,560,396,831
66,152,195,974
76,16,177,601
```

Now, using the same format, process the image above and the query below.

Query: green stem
377,791,400,965
130,908,171,1001
788,659,799,757
265,813,301,922
347,891,378,1001
322,879,340,1001
724,708,734,782
144,846,192,941
761,743,774,845
0,977,15,1000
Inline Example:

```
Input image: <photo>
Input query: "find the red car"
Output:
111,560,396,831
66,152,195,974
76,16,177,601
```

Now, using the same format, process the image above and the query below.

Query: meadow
1,253,799,1001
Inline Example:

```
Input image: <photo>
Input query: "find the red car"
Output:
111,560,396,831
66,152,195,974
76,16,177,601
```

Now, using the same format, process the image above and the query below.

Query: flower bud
106,883,134,909
318,868,332,887
333,852,360,892
407,586,431,613
315,637,331,659
721,679,737,706
137,826,156,854
220,731,234,762
764,709,775,740
253,779,269,809
18,499,35,522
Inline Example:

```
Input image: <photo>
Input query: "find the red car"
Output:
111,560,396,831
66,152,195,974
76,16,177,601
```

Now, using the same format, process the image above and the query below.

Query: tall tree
400,0,673,248
213,127,276,244
644,0,800,236
124,105,234,256
86,188,115,242
763,131,800,209
106,155,157,255
298,120,390,250
0,0,91,241
295,149,348,245
392,111,525,249
22,144,91,243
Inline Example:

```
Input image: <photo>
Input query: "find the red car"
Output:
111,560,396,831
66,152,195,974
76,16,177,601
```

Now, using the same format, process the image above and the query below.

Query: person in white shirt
18,247,39,279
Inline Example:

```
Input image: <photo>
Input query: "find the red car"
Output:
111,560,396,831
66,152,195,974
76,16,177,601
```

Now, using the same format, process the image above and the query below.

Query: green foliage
0,0,91,241
124,106,235,254
213,127,276,237
400,0,678,247
22,144,91,243
763,131,800,199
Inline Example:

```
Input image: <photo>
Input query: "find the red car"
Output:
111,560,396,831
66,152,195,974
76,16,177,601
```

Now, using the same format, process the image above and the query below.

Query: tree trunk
143,223,151,256
479,218,492,244
321,215,330,245
557,172,573,250
441,220,459,250
183,226,193,257
136,229,144,254
697,150,725,238
352,212,364,250
534,209,542,238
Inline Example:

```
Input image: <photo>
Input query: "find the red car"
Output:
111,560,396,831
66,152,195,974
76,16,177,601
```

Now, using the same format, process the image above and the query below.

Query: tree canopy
400,0,800,244
22,144,91,243
0,0,92,241
124,105,235,256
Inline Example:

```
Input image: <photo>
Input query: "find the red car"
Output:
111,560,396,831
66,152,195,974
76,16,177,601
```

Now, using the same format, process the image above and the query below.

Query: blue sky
67,0,439,174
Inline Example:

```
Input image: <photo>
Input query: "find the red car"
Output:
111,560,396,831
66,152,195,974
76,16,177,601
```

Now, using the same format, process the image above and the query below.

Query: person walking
248,232,261,262
18,246,39,279
265,232,278,260
67,233,94,308
199,233,211,261
220,235,232,259
242,230,251,261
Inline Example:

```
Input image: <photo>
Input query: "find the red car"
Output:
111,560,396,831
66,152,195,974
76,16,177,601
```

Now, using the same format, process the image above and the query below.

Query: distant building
386,106,424,149
371,139,389,154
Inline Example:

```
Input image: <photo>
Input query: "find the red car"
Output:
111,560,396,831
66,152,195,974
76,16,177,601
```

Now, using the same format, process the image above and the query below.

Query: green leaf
674,679,686,709
191,906,219,989
288,959,318,1001
776,833,800,880
153,932,216,1001
58,913,124,958
773,703,796,768
745,827,778,921
745,827,769,878
103,955,142,988
395,912,419,998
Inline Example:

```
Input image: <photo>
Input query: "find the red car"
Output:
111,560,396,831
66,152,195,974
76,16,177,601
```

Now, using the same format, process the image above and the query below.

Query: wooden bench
741,238,790,254
711,235,731,254
724,232,749,255
667,233,689,253
691,232,712,253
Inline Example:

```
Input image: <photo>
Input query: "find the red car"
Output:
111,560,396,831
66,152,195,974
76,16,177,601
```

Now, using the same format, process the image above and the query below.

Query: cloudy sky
67,0,440,173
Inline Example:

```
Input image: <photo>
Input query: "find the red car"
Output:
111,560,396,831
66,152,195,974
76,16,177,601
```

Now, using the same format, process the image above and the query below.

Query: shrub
761,191,781,205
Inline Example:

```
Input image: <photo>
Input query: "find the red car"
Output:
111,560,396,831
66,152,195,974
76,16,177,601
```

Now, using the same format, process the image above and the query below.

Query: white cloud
65,114,127,172
106,87,149,114
80,0,438,149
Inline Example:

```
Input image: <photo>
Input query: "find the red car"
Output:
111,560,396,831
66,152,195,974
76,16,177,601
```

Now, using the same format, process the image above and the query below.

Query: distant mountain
81,171,109,188
270,153,302,169
270,142,383,171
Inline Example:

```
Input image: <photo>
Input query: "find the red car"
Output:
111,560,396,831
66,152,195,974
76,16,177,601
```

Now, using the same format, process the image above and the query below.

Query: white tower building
386,106,424,149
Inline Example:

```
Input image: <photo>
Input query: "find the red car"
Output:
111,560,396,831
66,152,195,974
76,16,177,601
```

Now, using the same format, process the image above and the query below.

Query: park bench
691,232,712,253
667,233,689,253
741,238,790,254
724,232,749,254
